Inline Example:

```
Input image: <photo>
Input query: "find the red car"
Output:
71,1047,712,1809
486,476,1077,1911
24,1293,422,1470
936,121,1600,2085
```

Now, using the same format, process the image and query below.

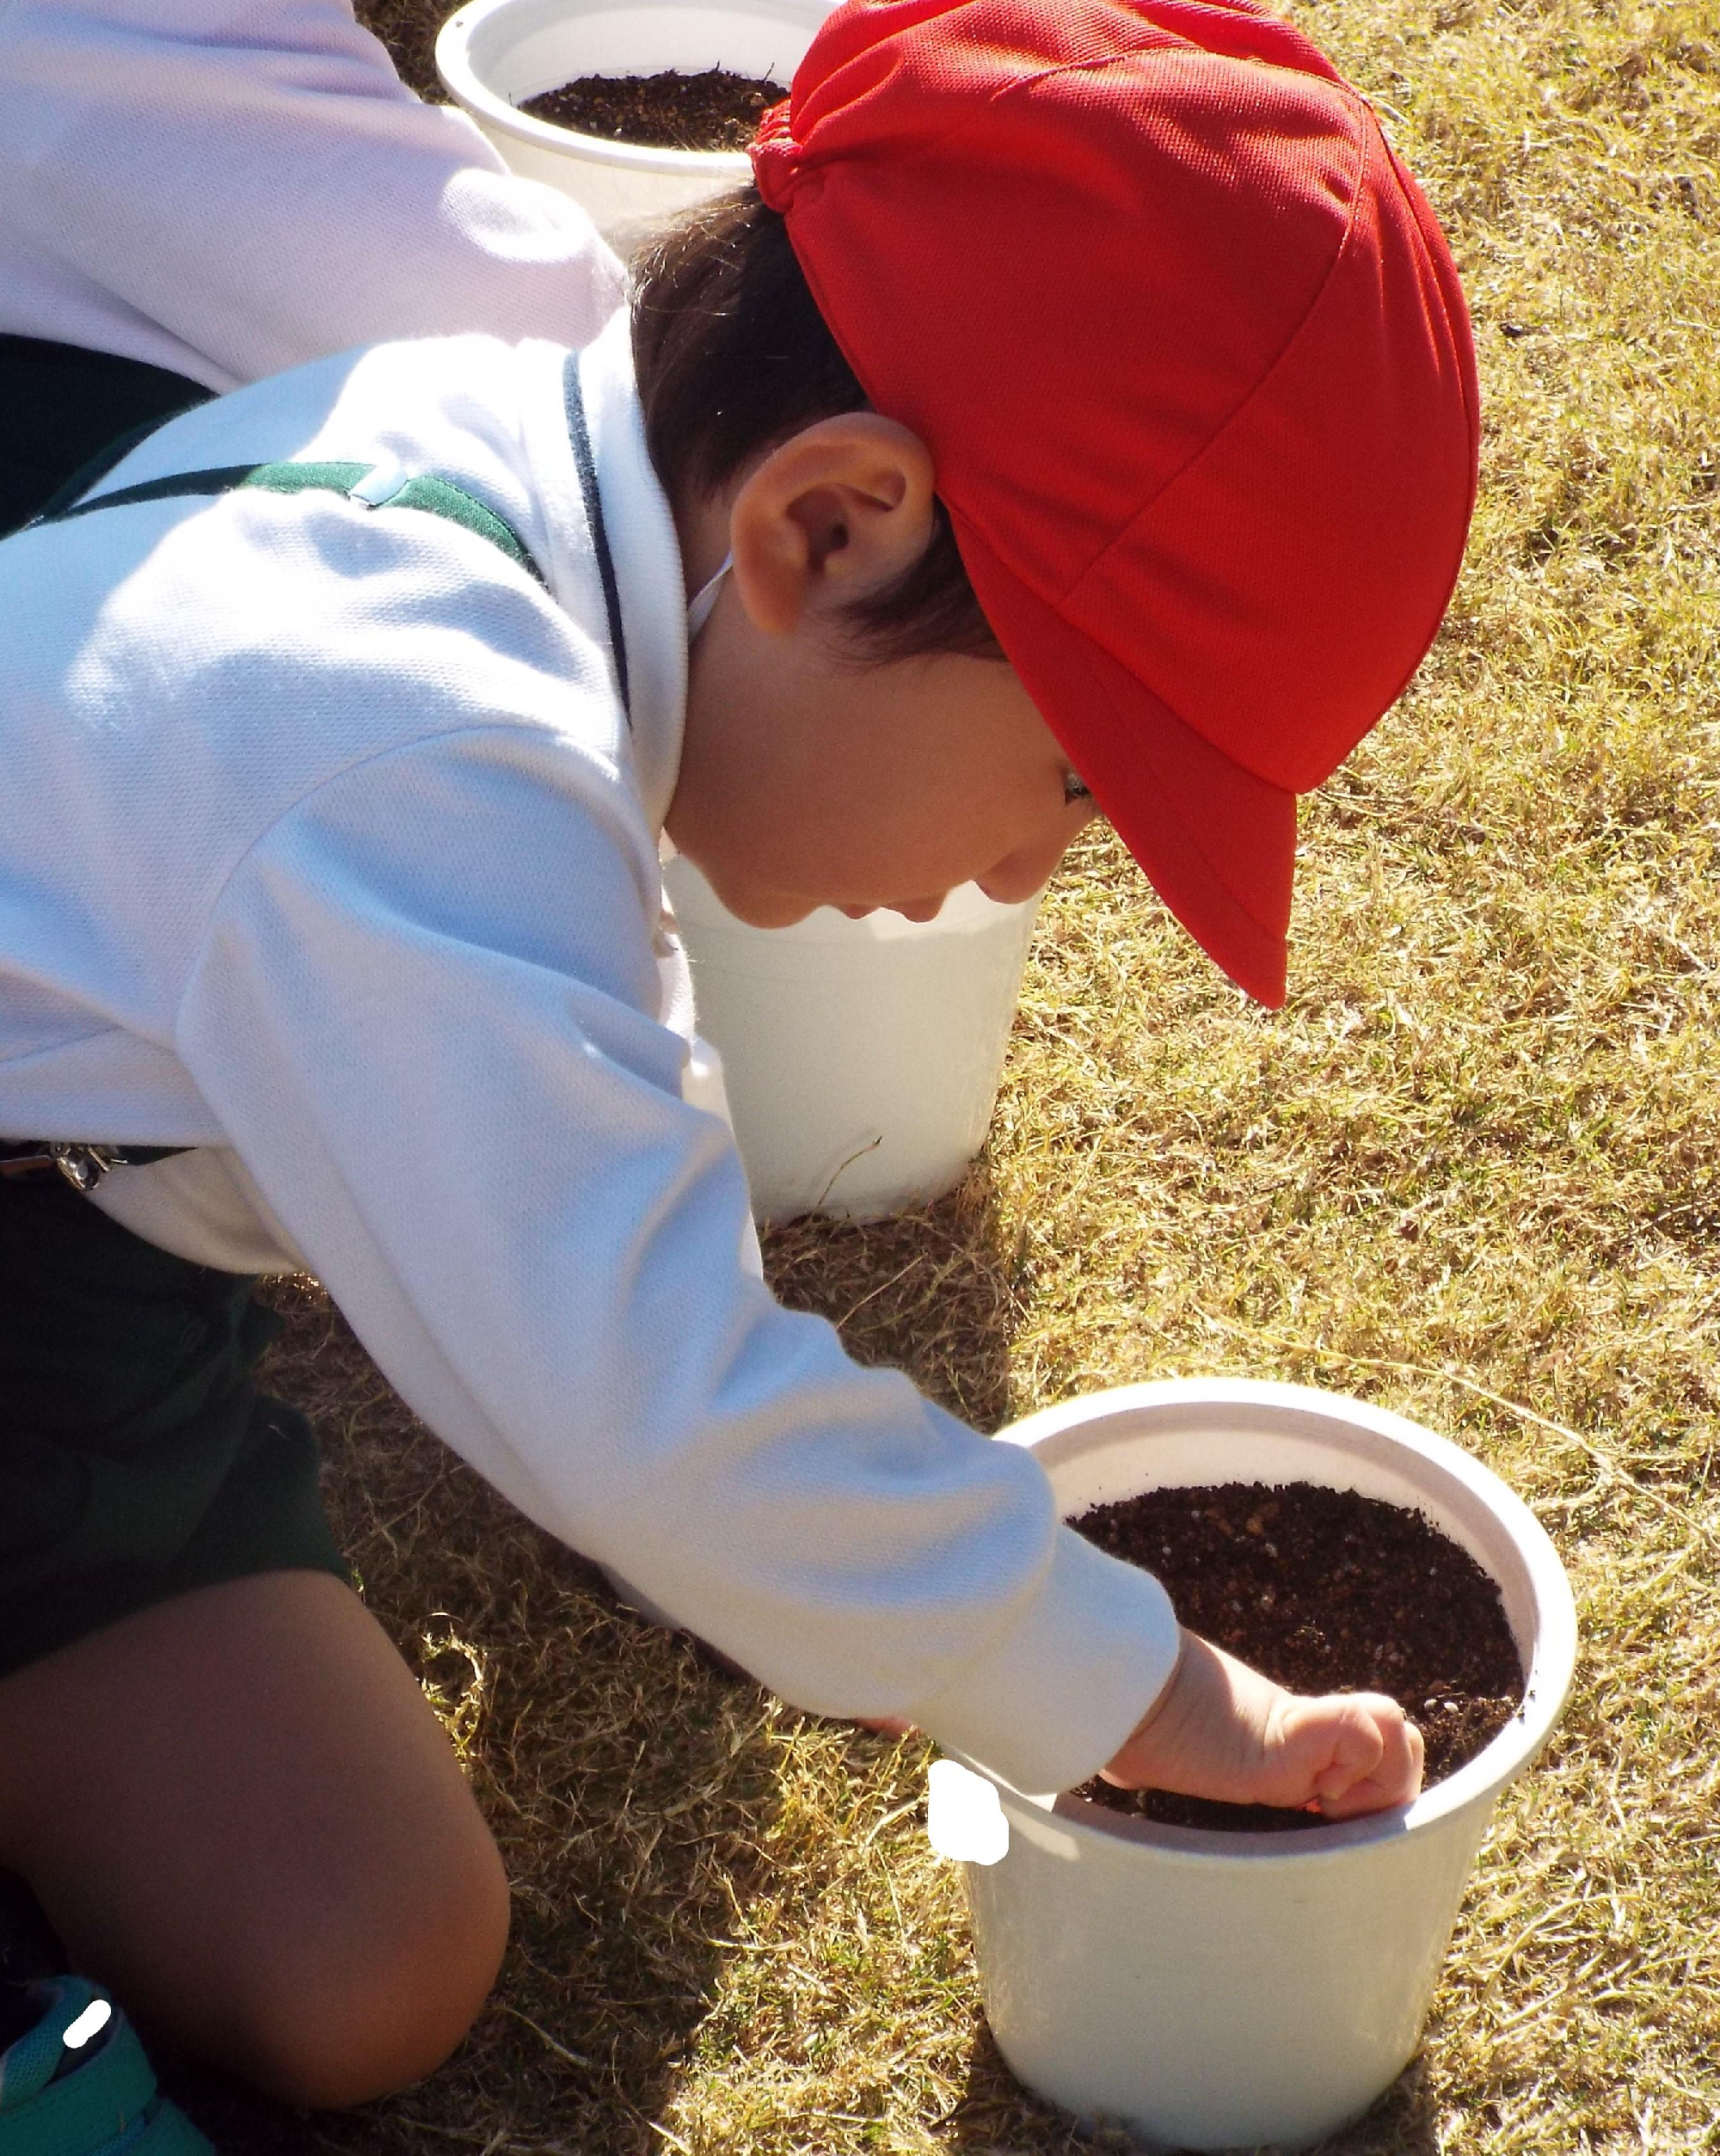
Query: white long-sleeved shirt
0,310,1182,1793
0,0,624,388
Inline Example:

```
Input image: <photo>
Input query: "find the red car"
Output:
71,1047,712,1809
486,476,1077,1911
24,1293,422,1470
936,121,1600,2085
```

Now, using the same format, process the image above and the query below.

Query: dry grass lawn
144,0,1720,2147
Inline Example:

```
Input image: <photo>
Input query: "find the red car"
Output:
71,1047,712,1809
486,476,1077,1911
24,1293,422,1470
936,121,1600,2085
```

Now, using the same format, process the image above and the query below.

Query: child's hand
1101,1630,1423,1819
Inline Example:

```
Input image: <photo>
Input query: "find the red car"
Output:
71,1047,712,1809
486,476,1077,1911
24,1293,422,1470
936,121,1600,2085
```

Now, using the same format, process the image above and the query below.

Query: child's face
665,415,1098,928
670,622,1096,928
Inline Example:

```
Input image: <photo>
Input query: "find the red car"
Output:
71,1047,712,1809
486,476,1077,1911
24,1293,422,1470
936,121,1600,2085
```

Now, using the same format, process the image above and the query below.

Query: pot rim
435,0,764,178
969,1376,1578,1863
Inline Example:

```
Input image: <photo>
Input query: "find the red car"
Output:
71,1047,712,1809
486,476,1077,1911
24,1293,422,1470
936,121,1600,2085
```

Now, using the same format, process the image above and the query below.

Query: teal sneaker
0,1978,212,2156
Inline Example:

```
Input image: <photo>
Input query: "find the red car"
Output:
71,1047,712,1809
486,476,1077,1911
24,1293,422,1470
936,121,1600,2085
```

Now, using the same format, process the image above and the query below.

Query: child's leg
0,1569,509,2111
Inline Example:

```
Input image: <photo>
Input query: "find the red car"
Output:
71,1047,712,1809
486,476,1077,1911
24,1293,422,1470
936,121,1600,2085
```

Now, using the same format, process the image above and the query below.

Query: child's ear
727,415,936,637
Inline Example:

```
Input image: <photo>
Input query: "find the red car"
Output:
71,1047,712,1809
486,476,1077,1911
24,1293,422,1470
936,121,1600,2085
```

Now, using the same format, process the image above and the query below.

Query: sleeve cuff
903,1522,1182,1795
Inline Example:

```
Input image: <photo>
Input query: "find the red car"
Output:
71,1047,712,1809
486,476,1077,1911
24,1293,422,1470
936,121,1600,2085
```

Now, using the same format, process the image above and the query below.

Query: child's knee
237,1834,510,2110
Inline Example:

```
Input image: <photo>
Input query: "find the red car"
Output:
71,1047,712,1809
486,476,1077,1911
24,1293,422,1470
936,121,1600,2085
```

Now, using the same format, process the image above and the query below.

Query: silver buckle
0,1143,124,1192
52,1144,126,1192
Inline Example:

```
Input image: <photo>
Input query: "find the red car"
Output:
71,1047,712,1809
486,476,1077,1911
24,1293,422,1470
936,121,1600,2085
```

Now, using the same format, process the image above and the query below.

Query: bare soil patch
1071,1483,1524,1832
519,68,787,151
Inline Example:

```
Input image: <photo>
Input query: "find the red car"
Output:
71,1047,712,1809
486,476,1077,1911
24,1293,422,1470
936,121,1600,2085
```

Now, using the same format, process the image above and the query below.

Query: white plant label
926,1758,1010,1864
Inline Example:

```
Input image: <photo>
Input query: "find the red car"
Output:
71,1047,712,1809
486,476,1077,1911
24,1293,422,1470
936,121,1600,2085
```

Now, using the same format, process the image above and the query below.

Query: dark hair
630,187,1003,666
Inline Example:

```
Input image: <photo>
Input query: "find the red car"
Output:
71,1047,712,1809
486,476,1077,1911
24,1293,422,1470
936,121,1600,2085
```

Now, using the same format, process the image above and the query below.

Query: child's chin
710,882,820,931
675,850,830,928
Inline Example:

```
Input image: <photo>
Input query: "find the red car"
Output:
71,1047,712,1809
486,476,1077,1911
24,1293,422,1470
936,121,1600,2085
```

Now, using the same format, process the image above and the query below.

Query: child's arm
1101,1630,1424,1818
871,1631,1422,1816
5,364,1178,1806
0,0,625,390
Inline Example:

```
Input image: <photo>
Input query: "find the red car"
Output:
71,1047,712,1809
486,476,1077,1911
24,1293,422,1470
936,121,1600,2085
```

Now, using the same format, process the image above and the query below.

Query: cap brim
959,528,1298,1008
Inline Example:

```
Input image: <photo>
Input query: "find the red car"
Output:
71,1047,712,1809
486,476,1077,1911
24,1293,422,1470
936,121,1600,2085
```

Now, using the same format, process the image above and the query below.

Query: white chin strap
686,552,733,638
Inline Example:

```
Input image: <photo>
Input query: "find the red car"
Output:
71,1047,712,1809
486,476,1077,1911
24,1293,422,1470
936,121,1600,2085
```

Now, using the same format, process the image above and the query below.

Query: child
0,0,1474,2127
0,0,624,530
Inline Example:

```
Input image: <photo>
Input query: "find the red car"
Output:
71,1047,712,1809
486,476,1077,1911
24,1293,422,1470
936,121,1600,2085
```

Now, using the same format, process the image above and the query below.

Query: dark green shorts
0,1174,350,1682
0,334,212,537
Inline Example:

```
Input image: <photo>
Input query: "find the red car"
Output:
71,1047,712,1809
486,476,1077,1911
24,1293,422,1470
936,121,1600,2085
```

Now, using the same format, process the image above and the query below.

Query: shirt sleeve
175,723,1182,1793
0,0,625,386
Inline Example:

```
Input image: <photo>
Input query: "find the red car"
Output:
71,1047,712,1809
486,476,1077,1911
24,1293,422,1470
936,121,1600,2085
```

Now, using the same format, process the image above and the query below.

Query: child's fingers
1308,1697,1385,1797
1306,1695,1424,1816
1099,1637,1422,1819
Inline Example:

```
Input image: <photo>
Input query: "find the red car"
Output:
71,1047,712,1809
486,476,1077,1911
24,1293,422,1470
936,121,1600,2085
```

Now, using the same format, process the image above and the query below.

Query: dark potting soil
1071,1481,1525,1834
519,68,789,153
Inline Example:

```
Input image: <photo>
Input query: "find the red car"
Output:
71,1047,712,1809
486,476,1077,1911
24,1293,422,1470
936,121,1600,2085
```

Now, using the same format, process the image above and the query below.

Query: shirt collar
538,307,688,836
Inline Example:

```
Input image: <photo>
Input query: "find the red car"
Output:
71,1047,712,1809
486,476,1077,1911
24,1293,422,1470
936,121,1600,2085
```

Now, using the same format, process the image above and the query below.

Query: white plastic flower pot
932,1379,1577,2154
434,0,837,249
661,855,1041,1220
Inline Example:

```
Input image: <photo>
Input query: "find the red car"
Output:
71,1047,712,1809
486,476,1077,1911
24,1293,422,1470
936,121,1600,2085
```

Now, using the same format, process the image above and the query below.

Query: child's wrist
1101,1625,1195,1784
1128,1624,1190,1739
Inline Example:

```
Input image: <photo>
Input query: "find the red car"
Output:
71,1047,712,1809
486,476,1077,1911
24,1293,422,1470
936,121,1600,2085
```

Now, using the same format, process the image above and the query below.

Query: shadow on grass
761,1163,1025,1434
0,1179,1027,2154
149,1278,796,2156
937,2026,1442,2155
182,1166,1027,2156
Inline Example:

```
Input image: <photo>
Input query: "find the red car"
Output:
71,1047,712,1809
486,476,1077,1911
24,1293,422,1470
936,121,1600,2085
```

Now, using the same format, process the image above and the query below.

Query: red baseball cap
752,0,1478,1004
